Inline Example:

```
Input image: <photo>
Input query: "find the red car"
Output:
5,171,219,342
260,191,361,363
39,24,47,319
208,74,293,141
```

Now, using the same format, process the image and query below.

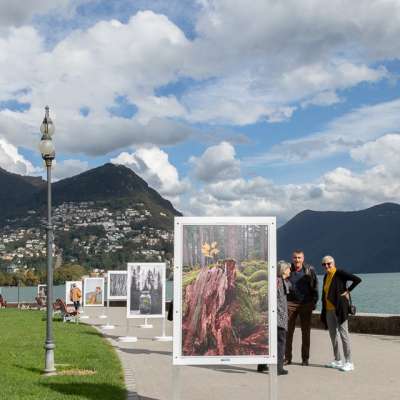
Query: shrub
248,270,268,283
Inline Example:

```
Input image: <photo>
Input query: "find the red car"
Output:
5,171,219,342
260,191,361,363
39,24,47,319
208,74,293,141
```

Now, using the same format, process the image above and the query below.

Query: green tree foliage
53,264,86,284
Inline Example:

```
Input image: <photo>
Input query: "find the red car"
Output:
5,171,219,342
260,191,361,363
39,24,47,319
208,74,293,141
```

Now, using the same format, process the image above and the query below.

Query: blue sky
1,0,400,223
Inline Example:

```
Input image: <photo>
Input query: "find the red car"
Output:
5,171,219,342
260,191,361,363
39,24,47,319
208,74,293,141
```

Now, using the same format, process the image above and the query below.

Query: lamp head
40,105,55,137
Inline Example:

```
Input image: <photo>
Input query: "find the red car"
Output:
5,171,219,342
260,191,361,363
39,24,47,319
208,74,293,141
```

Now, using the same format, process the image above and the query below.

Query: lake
316,272,400,315
1,272,398,315
166,272,400,315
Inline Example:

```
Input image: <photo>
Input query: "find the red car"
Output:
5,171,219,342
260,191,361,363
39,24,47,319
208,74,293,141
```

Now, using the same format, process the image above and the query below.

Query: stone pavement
81,307,400,400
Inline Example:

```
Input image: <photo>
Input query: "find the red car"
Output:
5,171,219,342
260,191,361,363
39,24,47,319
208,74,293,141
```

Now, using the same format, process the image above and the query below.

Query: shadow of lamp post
38,105,56,375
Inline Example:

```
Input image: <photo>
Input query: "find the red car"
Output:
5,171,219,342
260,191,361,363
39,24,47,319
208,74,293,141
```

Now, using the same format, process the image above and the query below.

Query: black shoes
257,364,268,372
302,360,309,366
278,369,289,375
283,359,292,365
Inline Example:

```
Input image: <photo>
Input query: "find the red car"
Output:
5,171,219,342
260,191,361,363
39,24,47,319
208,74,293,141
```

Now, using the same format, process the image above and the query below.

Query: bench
54,298,78,323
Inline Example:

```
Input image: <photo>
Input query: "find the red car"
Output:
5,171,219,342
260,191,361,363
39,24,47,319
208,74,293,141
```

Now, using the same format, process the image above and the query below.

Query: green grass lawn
0,309,126,400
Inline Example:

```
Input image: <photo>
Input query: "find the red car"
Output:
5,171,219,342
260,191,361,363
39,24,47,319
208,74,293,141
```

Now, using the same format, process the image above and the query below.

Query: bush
235,271,248,284
242,265,258,276
248,270,268,283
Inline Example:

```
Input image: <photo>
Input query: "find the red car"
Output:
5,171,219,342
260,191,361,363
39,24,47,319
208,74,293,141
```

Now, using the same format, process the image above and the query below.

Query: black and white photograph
127,263,165,318
107,271,127,300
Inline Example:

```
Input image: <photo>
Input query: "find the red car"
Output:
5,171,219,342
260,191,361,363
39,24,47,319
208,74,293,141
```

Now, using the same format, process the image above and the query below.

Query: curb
93,326,140,400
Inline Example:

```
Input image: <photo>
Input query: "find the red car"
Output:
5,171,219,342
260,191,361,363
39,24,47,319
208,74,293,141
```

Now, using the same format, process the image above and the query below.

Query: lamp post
39,105,56,375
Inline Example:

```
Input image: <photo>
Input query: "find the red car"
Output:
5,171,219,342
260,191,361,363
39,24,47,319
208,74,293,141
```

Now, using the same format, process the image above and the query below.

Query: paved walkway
81,307,399,400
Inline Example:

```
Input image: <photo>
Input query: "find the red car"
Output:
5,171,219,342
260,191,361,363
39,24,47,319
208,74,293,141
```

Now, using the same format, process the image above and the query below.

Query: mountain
277,203,400,274
0,163,181,229
0,167,45,218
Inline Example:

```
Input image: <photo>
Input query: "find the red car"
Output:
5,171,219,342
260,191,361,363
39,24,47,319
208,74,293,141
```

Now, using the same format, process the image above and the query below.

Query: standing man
70,283,82,313
285,250,318,366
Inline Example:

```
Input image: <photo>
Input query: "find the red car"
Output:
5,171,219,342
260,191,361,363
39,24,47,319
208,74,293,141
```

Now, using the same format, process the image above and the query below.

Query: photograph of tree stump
181,224,269,357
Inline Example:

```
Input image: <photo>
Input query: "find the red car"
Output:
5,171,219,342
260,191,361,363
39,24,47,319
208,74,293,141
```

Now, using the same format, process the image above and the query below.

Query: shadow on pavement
191,364,257,374
139,397,160,400
289,361,326,368
119,347,172,356
41,382,126,400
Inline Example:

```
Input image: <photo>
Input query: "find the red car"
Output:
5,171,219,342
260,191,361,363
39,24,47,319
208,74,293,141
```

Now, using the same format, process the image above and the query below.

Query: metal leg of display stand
172,365,181,400
118,318,137,343
153,317,172,341
99,305,108,319
138,317,153,329
269,363,278,400
101,308,115,330
79,307,89,319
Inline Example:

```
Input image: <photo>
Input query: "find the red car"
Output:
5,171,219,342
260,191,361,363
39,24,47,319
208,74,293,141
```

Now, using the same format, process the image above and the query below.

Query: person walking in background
70,283,82,312
258,260,291,375
320,255,361,372
0,294,6,308
285,250,318,366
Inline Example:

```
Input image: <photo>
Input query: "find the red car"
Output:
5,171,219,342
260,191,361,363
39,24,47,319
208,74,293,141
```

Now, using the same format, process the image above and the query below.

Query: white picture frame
37,284,47,297
127,263,166,319
65,281,83,305
107,270,128,301
173,216,277,366
83,277,105,307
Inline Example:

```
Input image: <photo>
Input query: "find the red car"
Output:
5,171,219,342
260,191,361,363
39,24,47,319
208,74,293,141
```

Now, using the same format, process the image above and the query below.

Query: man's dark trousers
285,302,314,363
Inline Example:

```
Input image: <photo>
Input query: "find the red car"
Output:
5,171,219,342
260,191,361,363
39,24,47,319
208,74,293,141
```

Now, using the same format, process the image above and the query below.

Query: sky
1,0,400,224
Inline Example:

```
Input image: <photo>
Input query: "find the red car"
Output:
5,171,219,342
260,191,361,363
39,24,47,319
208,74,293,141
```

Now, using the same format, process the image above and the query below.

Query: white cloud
189,141,241,182
247,99,400,166
0,11,192,156
301,91,343,108
52,159,89,181
0,137,37,175
350,134,400,176
1,1,400,157
177,0,396,125
111,146,190,197
184,140,400,223
0,0,70,29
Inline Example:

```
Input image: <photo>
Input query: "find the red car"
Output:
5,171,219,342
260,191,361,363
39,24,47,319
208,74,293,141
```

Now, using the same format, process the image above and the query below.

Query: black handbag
348,293,356,315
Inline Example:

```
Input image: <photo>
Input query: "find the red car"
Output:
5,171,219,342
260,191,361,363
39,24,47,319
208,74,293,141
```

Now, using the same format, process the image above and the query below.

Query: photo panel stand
269,363,278,400
118,318,138,343
172,217,279,399
79,307,89,319
153,317,172,341
99,304,108,319
172,365,181,400
138,317,153,329
101,297,115,330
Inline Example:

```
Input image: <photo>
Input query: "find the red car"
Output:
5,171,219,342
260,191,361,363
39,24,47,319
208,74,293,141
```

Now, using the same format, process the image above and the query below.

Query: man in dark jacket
285,250,318,366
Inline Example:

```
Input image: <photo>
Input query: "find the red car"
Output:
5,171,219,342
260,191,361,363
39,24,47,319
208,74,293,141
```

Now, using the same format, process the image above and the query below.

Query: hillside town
0,201,174,273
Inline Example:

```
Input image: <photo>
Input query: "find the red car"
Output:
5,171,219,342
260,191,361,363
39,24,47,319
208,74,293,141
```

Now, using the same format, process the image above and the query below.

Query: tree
54,263,86,284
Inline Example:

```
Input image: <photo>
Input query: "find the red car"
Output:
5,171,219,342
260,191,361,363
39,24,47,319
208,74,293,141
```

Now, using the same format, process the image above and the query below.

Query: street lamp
39,105,56,375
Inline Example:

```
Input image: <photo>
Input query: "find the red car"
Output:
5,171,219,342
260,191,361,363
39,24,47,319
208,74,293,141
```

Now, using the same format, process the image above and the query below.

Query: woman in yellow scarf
320,255,361,372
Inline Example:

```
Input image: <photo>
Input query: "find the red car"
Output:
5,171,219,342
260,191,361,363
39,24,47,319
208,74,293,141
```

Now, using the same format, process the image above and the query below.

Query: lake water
1,273,399,315
166,272,400,315
316,272,400,315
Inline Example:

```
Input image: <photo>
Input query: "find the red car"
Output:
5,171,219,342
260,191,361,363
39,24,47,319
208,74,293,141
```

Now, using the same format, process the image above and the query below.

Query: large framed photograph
107,270,127,300
127,263,166,319
173,217,277,366
65,281,83,305
83,277,105,307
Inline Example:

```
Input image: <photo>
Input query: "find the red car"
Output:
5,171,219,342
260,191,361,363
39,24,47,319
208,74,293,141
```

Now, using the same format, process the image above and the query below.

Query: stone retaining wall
309,312,400,336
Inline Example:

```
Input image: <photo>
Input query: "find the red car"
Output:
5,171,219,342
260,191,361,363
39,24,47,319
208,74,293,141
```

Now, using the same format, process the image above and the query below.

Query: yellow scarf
324,267,337,311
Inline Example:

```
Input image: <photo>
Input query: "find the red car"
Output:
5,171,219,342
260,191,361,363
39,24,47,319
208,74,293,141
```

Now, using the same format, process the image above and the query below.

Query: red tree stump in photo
182,259,268,356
